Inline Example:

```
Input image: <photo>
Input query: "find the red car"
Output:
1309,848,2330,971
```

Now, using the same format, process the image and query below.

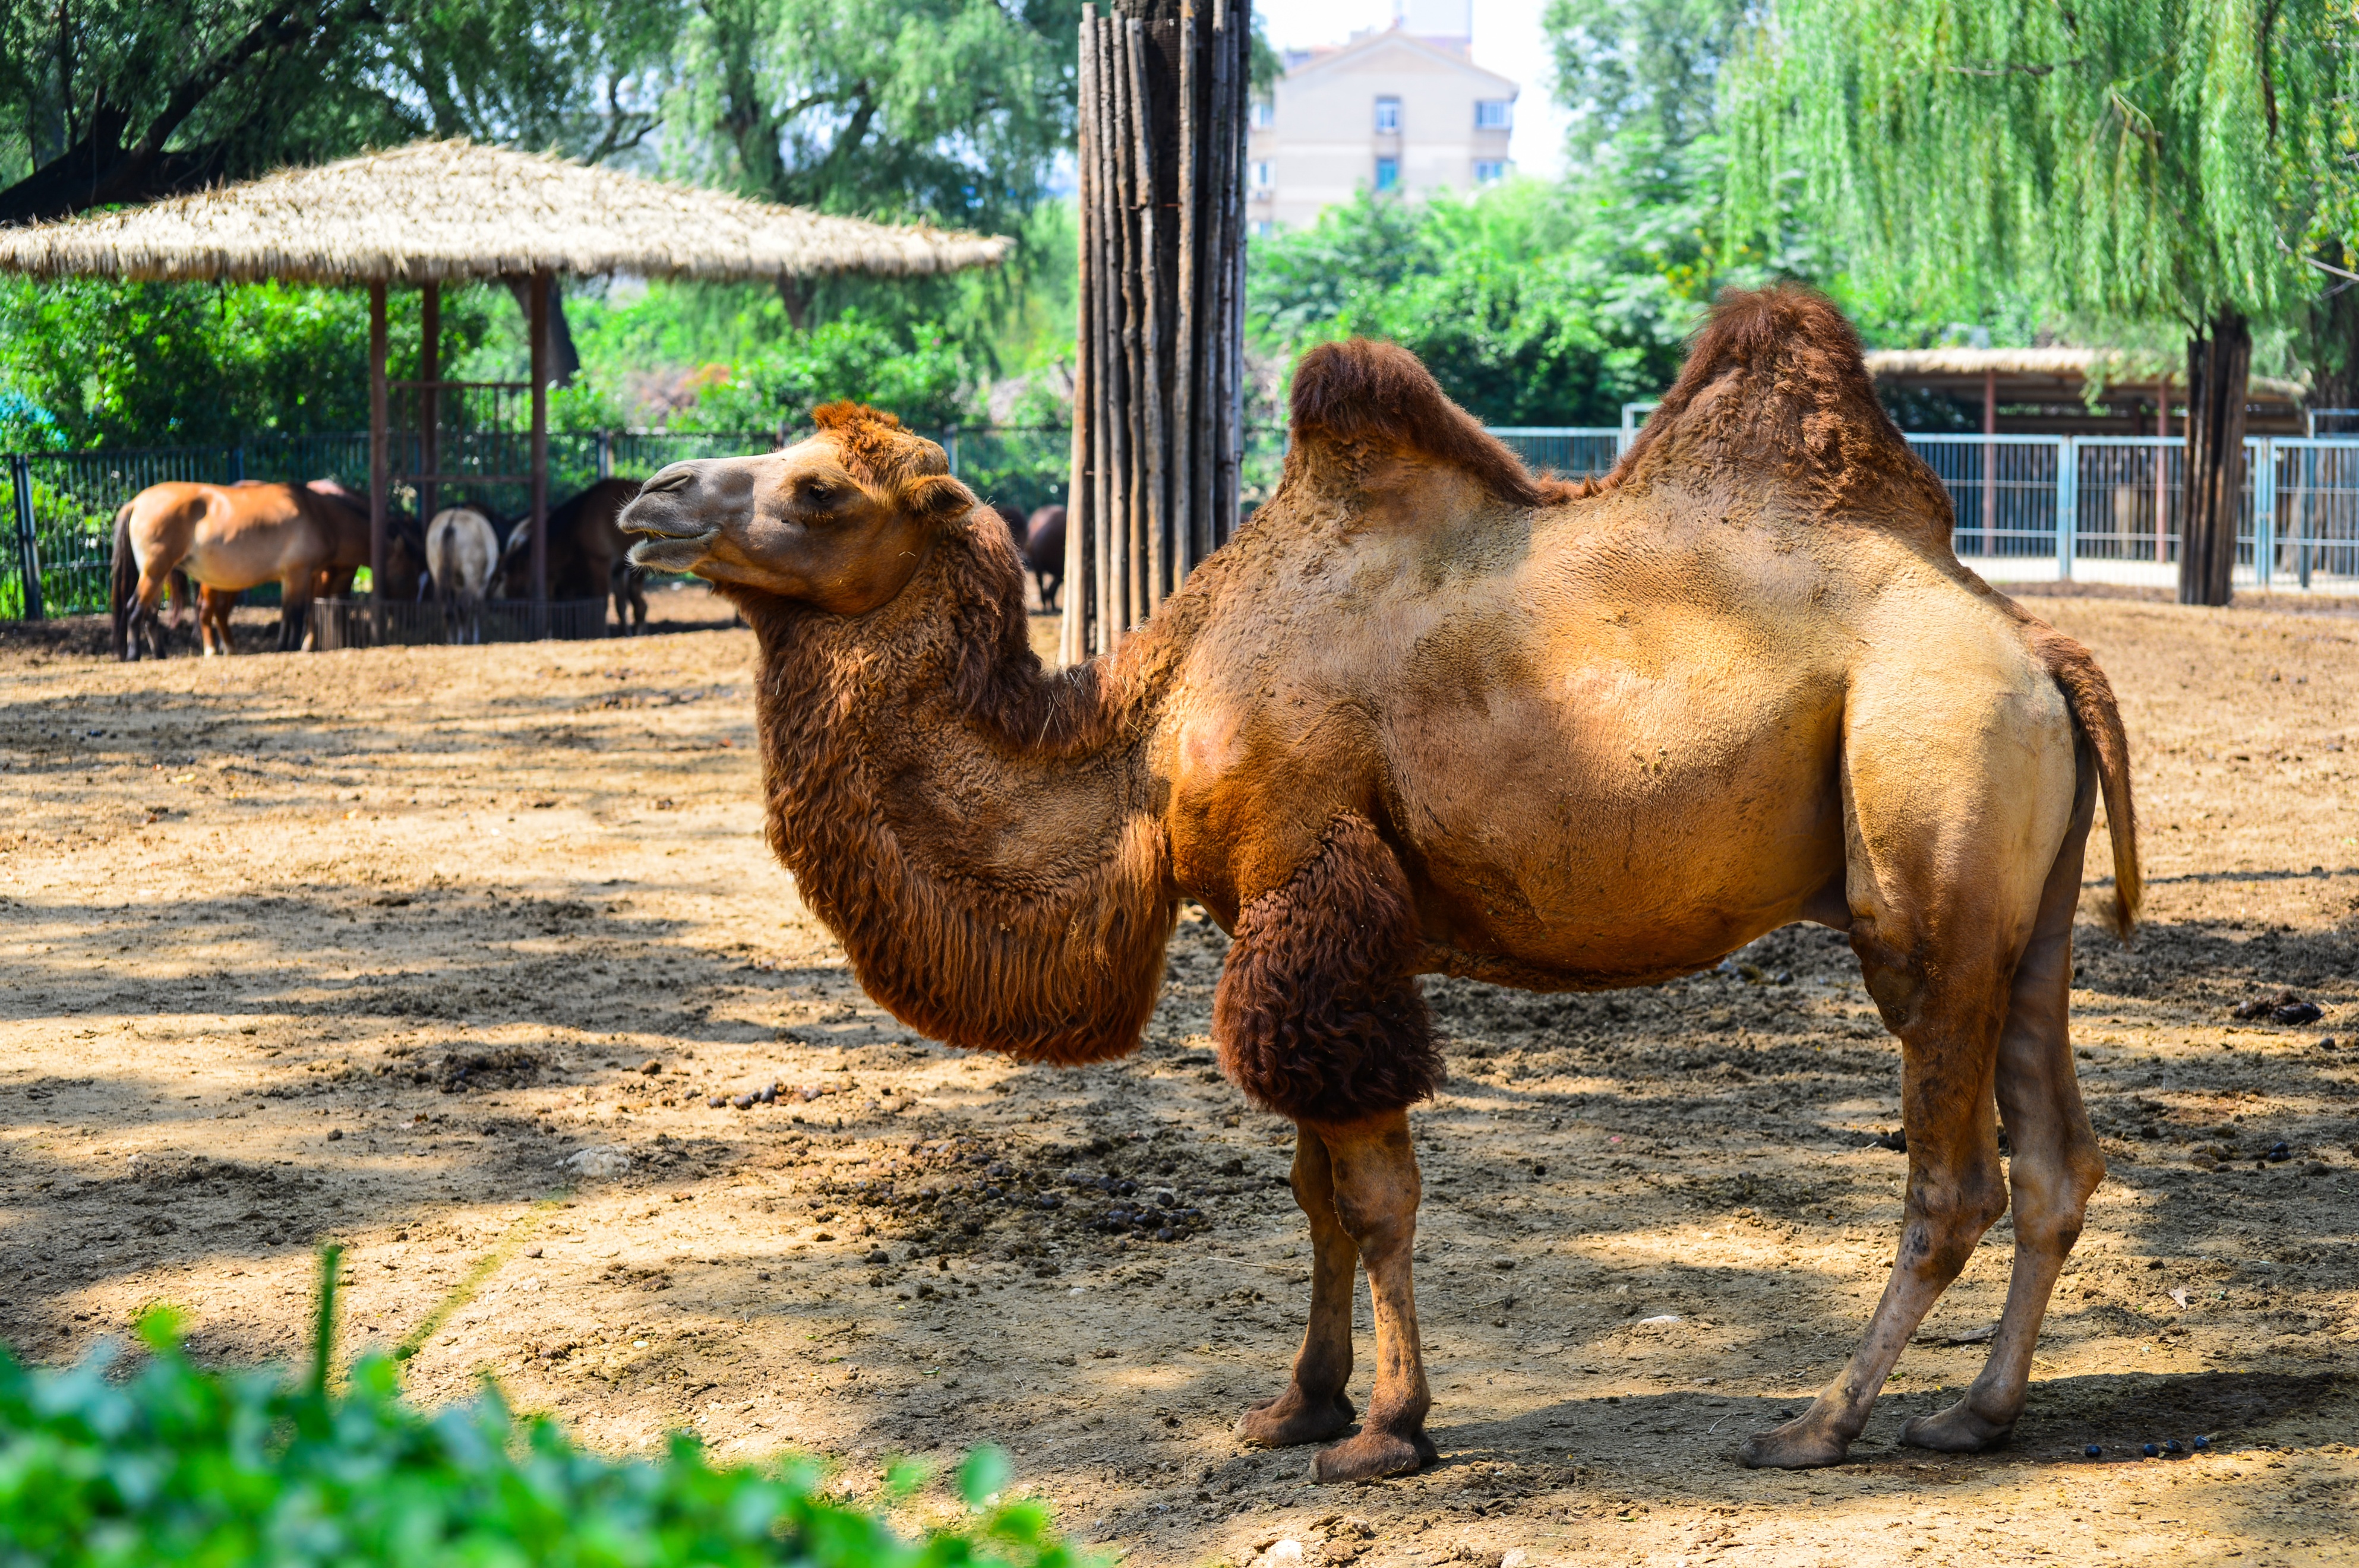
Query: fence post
2251,438,2275,590
229,444,245,485
10,454,42,621
2054,437,2076,581
596,428,612,480
945,428,960,477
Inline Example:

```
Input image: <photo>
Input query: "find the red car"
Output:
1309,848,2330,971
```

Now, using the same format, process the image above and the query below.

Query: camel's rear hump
1608,287,1954,535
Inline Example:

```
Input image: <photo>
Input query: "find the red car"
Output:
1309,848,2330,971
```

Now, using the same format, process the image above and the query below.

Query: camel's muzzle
620,466,721,570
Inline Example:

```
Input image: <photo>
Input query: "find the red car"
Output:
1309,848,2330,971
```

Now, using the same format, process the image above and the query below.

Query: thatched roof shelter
0,140,1010,618
1864,346,2306,435
0,139,1010,284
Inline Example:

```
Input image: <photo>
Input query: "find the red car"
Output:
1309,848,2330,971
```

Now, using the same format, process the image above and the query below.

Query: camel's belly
1383,631,1849,981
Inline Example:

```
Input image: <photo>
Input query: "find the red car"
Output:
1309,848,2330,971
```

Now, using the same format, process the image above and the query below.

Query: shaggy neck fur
727,504,1191,1064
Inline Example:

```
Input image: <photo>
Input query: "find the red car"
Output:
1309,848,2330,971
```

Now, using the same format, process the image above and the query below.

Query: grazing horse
1023,504,1066,611
427,506,500,643
111,481,368,657
494,478,647,633
305,480,429,602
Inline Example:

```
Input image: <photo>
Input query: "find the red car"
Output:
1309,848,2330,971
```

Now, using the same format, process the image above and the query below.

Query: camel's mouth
626,530,718,571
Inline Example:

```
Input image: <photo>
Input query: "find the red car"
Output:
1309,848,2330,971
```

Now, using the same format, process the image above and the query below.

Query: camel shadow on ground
1435,1369,2344,1477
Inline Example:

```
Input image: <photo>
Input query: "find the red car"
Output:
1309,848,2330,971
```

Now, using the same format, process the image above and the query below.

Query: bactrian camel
621,288,2139,1481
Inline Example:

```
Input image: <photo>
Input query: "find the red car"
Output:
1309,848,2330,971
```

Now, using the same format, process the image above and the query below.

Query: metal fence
12,426,2359,622
1899,434,2359,592
1491,428,1624,482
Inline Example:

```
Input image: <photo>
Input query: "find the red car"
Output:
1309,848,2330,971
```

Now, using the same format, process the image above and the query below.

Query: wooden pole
1981,366,1997,547
368,280,388,619
1069,0,1244,649
1172,2,1198,584
2155,374,2170,562
1095,12,1117,653
529,269,550,609
1129,20,1166,615
419,282,441,530
1063,13,1099,668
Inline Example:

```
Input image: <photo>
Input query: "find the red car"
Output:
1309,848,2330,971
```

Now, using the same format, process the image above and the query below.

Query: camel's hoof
1737,1417,1852,1470
1900,1401,2017,1453
1236,1390,1356,1448
1310,1425,1436,1484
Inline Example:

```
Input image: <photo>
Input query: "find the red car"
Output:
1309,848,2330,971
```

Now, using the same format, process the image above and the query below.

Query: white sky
1253,0,1570,178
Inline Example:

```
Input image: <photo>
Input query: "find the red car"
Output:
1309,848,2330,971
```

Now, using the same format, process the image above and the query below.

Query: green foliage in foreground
0,1253,1081,1568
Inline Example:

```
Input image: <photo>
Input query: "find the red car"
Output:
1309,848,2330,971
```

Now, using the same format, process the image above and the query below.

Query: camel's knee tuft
1214,815,1443,1123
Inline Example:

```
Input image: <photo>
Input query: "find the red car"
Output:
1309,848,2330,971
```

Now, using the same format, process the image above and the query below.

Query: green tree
0,277,501,448
0,1,403,222
1724,0,2352,605
1247,185,1698,426
1548,0,1748,159
674,0,1081,331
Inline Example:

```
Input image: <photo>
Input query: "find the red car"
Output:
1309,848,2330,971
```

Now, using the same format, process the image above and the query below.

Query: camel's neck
735,524,1191,1064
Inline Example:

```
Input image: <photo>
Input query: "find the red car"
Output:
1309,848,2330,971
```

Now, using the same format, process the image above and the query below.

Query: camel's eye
801,479,838,506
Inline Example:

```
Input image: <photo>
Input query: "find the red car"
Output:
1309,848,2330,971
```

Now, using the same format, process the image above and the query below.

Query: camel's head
621,403,975,614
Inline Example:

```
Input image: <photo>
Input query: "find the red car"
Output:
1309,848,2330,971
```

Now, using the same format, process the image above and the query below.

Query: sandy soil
1,586,2355,1568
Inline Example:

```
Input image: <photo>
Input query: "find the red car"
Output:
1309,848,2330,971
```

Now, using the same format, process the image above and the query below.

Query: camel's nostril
642,467,694,494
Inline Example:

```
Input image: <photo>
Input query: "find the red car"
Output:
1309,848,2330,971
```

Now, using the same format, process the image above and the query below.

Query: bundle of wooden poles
1062,0,1251,663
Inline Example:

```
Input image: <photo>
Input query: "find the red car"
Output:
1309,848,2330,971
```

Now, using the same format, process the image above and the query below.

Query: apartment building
1246,0,1518,233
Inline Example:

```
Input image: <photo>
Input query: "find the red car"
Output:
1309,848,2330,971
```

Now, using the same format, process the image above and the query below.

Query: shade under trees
1725,0,2355,605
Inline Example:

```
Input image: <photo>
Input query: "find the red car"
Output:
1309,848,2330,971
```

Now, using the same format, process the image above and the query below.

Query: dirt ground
2,584,2355,1568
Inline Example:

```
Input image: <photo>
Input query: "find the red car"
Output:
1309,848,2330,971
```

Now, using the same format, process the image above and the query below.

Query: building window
1475,99,1512,130
1251,160,1273,188
1374,157,1400,192
1374,96,1401,133
1250,219,1274,238
1250,100,1272,129
1474,159,1505,183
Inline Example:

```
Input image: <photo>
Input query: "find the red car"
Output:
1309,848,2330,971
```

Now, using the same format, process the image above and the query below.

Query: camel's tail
108,502,137,659
2034,630,2140,942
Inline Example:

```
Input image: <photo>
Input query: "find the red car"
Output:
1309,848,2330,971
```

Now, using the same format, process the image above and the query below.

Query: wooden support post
1981,366,1997,546
1063,14,1101,667
1069,0,1247,653
419,282,441,530
2155,374,2170,562
529,269,550,610
368,280,389,622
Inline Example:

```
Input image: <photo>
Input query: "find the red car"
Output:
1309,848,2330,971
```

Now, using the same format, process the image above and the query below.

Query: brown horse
494,478,648,633
110,481,367,657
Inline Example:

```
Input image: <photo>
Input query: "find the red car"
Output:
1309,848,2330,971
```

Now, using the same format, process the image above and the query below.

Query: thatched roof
1865,346,2305,407
0,140,1010,284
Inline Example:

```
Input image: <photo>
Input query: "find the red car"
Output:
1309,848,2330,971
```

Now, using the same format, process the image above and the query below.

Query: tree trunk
1065,0,1248,659
2178,311,2251,607
505,276,582,388
2306,253,2359,413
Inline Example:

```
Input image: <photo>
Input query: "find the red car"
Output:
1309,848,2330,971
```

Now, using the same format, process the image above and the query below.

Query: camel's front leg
1211,813,1445,1481
1308,1110,1435,1482
1235,1128,1359,1447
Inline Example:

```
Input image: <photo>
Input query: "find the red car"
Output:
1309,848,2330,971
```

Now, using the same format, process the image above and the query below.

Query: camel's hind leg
1741,667,2078,1471
1903,746,2105,1452
1234,1128,1359,1447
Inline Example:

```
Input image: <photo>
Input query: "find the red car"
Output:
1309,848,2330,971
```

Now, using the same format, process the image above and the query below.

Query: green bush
0,1251,1084,1568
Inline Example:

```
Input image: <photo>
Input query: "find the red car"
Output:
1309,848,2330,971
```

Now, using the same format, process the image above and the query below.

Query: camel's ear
899,474,977,525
